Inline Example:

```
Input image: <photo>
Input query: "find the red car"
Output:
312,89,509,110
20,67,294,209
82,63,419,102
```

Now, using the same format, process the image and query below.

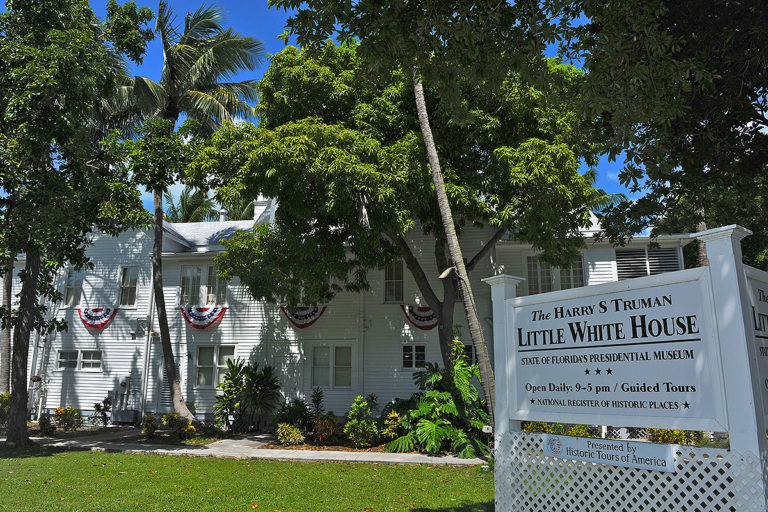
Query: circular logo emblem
548,437,562,455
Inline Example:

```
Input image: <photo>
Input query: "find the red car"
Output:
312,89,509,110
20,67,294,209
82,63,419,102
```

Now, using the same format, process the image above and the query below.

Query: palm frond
181,4,224,45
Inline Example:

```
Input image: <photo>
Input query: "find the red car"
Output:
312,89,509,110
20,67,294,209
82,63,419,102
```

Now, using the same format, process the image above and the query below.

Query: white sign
508,268,728,431
746,266,768,423
542,434,675,473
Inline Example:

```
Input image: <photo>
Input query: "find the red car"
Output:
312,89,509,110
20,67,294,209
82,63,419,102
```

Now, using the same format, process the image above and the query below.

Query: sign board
507,267,728,431
745,266,768,424
542,434,675,473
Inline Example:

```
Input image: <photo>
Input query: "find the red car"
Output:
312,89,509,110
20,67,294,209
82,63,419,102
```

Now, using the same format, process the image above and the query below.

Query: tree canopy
190,41,604,363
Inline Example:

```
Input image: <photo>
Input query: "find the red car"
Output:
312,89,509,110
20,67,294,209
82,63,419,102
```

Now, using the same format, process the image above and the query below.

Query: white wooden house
11,204,692,421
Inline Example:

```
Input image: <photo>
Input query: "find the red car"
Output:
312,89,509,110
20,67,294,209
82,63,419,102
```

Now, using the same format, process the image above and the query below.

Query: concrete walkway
26,429,486,466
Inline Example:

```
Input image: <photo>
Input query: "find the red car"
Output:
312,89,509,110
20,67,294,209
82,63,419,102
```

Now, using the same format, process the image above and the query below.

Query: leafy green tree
190,43,604,427
164,185,218,223
267,0,559,427
552,0,768,266
123,1,264,420
0,0,153,445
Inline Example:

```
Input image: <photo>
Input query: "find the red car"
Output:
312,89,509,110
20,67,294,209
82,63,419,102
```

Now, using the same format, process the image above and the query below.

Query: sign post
487,225,768,512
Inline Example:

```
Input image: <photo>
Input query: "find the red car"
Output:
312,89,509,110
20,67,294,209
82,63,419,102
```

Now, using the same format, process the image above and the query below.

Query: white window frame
310,343,354,389
63,268,84,307
118,266,138,307
383,260,404,303
195,345,235,388
180,264,227,306
402,344,426,370
525,254,586,295
56,350,102,372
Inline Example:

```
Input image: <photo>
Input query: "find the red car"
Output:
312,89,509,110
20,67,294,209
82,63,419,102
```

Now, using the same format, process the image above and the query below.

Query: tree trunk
412,72,495,429
6,251,41,446
152,189,195,421
0,264,12,394
695,207,708,267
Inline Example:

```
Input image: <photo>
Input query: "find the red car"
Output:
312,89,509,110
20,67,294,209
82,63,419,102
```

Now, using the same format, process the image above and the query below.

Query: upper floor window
384,260,404,303
57,350,101,371
181,265,226,306
119,266,138,306
527,256,585,295
64,269,83,306
616,248,681,280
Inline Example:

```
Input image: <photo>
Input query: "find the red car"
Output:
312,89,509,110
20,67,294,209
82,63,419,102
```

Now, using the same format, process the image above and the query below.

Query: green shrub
647,428,702,445
311,387,324,416
274,398,312,431
343,396,379,448
276,422,305,445
92,396,112,428
38,413,56,436
214,359,282,433
313,412,341,445
142,414,157,438
381,411,404,441
386,341,490,458
521,421,549,433
162,412,196,440
54,407,82,431
567,424,598,438
0,392,10,428
521,421,597,438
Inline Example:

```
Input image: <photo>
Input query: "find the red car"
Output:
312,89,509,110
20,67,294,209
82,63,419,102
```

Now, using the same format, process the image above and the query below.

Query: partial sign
542,434,675,473
508,268,727,431
745,266,768,423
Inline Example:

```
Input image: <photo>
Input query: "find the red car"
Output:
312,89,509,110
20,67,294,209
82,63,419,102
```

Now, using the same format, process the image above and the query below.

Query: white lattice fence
496,431,766,512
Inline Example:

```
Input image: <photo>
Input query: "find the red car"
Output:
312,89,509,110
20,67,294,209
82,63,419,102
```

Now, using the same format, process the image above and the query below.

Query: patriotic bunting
281,306,326,328
181,306,227,329
78,308,118,329
400,305,438,330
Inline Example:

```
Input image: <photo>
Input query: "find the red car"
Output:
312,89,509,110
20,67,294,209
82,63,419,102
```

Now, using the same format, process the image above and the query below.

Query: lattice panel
606,427,647,440
495,431,767,512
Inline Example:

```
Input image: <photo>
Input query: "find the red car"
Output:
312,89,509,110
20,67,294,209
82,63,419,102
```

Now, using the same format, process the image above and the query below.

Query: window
64,269,83,306
311,345,353,387
402,345,426,369
196,345,235,386
384,261,404,303
119,266,138,306
57,350,101,371
80,350,102,370
57,350,79,370
181,265,226,305
527,255,586,294
616,248,681,280
527,256,553,295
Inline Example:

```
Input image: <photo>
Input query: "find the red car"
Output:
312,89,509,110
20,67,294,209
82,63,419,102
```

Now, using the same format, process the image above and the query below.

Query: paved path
25,430,486,466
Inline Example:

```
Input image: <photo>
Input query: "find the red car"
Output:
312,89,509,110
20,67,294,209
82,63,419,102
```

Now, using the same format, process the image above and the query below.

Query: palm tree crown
165,185,218,222
133,1,264,132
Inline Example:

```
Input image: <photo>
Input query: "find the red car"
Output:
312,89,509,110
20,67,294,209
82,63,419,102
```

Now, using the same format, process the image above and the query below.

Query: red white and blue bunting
400,305,438,330
181,306,227,329
78,308,118,329
281,306,326,328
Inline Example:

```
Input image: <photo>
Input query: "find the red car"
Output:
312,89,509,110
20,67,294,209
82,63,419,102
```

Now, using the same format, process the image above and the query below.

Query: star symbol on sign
595,368,602,375
606,368,613,375
531,398,535,404
683,401,690,409
584,368,590,375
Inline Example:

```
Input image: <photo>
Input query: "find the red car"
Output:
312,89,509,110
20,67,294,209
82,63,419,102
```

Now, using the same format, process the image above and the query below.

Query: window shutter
616,249,649,280
648,248,681,275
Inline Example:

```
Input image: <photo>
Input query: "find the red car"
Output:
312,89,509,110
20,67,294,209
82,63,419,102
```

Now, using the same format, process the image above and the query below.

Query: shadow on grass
412,502,494,511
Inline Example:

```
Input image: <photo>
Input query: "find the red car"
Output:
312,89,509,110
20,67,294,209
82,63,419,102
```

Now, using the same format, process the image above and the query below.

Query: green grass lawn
0,447,493,511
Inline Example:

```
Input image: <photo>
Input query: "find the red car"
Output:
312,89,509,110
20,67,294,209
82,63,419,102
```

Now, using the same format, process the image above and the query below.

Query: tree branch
466,227,505,273
384,229,441,311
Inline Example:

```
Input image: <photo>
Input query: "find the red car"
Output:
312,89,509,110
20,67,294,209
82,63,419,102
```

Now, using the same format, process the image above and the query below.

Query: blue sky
89,0,630,213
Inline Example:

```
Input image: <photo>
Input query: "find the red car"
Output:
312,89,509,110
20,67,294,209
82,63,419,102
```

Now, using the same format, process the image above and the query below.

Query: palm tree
221,195,256,221
165,185,218,223
132,1,264,420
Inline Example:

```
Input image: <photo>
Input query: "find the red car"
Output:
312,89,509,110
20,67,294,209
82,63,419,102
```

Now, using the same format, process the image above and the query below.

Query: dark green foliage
0,392,9,428
343,396,379,448
647,428,702,445
274,398,312,432
311,387,324,416
214,358,281,433
141,414,157,438
92,396,112,428
386,342,489,458
161,413,195,439
164,185,218,223
38,414,56,436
